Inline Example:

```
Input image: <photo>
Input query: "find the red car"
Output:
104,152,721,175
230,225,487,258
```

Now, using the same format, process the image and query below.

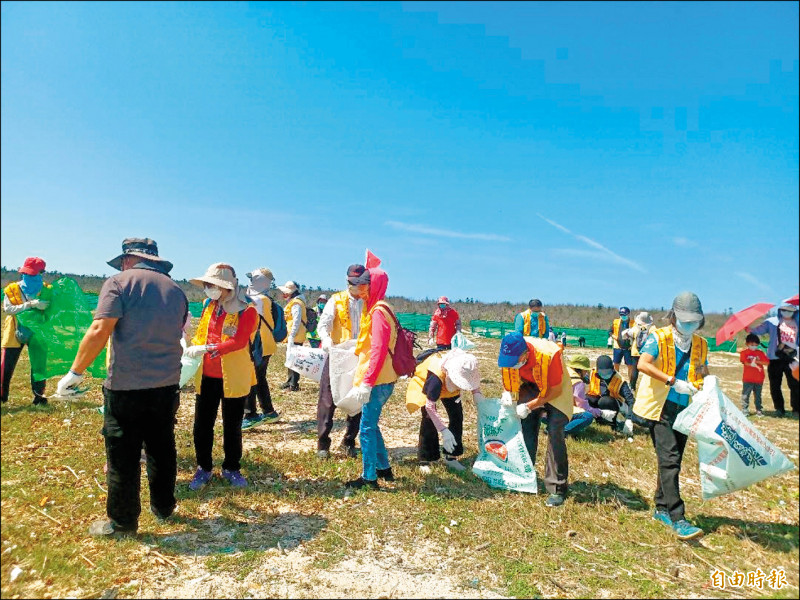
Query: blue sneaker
672,519,704,540
241,413,265,430
189,467,212,491
652,509,673,529
263,411,280,423
222,469,248,488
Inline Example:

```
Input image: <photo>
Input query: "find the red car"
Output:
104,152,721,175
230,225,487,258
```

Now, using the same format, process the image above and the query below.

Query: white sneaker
444,458,466,472
419,464,433,474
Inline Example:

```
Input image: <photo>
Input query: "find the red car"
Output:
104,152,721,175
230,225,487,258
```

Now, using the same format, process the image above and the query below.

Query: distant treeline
1,266,731,332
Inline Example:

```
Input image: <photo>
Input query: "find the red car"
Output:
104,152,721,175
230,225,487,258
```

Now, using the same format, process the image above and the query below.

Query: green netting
396,313,431,332
13,277,107,380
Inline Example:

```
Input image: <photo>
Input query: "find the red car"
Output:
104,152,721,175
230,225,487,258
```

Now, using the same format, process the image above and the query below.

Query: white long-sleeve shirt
288,294,306,342
318,292,363,345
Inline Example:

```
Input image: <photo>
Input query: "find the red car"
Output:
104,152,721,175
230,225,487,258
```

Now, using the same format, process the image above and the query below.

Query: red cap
438,296,450,304
19,257,46,276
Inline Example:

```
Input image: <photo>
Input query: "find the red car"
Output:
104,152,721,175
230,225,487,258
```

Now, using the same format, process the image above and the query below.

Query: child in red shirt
740,333,769,416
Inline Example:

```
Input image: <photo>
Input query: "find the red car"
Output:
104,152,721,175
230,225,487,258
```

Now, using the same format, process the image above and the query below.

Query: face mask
438,304,447,310
20,274,43,297
747,345,758,351
781,310,796,320
317,303,325,311
675,319,700,335
205,286,222,301
598,369,614,380
581,373,590,384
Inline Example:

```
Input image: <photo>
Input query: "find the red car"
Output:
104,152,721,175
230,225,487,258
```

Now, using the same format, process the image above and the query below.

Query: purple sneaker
189,467,212,491
222,469,248,488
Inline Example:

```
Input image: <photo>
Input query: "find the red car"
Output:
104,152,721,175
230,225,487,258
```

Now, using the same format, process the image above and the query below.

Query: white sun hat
440,348,481,391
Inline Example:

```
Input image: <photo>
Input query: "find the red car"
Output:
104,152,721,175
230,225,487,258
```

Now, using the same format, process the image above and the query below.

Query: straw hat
277,281,299,295
634,311,653,326
440,349,481,391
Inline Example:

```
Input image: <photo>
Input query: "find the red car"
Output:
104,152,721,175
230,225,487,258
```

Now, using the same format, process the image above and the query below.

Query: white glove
184,345,210,359
672,379,698,396
352,383,372,407
441,428,457,453
427,337,435,346
29,299,50,311
516,403,531,419
599,409,617,422
56,370,84,396
500,391,515,407
622,419,634,436
472,390,485,403
321,338,333,352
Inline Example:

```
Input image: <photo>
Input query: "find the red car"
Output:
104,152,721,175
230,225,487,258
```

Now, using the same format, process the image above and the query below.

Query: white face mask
781,310,796,320
205,286,222,300
675,319,700,335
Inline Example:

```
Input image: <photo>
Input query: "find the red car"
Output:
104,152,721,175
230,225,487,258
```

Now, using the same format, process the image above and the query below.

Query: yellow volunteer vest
630,324,655,358
522,309,547,338
2,282,52,349
633,327,708,421
192,301,257,398
587,370,625,400
405,351,461,414
520,336,573,418
330,290,362,344
611,318,632,350
284,297,307,344
257,295,277,356
354,301,398,387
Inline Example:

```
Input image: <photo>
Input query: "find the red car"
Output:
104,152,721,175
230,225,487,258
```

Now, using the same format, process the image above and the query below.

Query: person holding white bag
633,291,709,541
278,280,307,392
315,264,367,459
405,348,483,473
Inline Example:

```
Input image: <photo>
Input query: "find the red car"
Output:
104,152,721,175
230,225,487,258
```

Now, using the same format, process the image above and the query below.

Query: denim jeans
741,381,763,412
564,410,594,436
359,383,395,481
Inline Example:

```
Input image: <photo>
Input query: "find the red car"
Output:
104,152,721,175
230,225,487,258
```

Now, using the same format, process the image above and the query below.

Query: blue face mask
20,274,43,297
439,304,447,310
675,319,700,335
598,369,614,380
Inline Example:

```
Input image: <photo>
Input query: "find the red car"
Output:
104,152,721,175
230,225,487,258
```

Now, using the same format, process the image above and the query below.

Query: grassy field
1,336,798,599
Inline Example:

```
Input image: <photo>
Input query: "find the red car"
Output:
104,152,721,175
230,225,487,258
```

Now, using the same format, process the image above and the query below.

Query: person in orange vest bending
497,331,572,508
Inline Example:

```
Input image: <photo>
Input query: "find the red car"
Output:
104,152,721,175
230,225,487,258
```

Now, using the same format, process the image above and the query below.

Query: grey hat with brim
672,291,704,322
108,238,173,273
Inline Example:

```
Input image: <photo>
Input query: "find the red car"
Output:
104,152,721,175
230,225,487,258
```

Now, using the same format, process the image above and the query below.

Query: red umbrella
783,294,799,306
716,302,775,346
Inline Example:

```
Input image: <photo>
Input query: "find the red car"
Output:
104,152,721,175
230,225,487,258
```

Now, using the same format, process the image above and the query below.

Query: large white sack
673,376,796,500
179,354,202,388
284,346,326,383
330,340,359,411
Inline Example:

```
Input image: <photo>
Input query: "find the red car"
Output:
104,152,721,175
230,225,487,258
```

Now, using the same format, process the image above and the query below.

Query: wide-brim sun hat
438,296,450,304
441,349,481,391
246,267,274,281
277,280,298,295
190,263,237,290
566,355,591,371
635,311,653,326
107,238,173,273
672,291,704,322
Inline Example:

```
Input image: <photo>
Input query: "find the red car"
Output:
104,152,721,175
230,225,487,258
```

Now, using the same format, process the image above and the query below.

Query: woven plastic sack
472,398,539,493
15,277,107,381
451,332,476,350
329,340,359,412
673,376,796,499
284,345,325,382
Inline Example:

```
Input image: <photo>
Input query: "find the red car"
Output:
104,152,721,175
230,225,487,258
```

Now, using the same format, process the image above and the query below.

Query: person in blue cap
497,330,573,507
609,306,635,380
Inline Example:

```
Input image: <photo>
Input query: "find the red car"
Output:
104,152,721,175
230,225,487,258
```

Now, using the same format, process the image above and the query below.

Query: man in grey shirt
57,238,188,537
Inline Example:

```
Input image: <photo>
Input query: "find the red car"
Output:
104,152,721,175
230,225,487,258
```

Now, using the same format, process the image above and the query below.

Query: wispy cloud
672,237,698,248
736,272,777,295
538,215,648,273
385,221,511,242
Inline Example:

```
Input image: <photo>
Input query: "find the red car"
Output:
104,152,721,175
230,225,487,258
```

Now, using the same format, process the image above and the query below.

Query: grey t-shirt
95,264,188,391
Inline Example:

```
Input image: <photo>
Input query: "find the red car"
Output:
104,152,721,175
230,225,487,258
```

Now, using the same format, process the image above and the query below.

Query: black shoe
376,467,394,481
32,396,48,406
344,477,379,490
280,381,291,390
150,505,176,522
88,519,137,537
776,410,786,417
289,385,300,392
339,445,359,458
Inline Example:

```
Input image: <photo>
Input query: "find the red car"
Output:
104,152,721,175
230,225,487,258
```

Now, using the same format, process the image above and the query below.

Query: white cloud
672,237,698,248
385,221,511,242
736,272,777,295
538,215,648,273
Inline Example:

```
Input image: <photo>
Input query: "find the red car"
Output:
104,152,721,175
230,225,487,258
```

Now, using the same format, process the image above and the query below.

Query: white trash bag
179,353,202,388
451,332,476,350
284,345,326,383
673,375,796,500
329,340,360,414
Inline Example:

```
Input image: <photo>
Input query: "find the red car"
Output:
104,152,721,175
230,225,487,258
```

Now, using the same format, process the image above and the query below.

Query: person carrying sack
2,257,52,406
634,291,709,541
315,264,367,459
342,264,400,490
241,267,280,429
278,280,307,392
627,311,655,391
185,264,257,491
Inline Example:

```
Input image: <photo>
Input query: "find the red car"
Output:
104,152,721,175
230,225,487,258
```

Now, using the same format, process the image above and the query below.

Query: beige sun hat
635,311,653,326
440,349,481,391
190,263,238,290
277,280,299,295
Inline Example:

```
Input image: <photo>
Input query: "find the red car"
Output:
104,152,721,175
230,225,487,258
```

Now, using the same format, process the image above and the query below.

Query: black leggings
193,376,246,472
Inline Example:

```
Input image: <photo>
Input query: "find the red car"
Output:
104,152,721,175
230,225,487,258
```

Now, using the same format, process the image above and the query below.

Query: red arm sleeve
213,307,258,356
363,309,391,386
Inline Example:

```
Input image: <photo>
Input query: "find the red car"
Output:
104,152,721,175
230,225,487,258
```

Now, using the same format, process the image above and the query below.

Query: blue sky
2,1,798,312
